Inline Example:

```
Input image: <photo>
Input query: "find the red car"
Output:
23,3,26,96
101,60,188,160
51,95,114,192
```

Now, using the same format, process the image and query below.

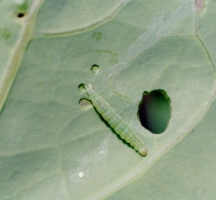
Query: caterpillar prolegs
85,84,147,156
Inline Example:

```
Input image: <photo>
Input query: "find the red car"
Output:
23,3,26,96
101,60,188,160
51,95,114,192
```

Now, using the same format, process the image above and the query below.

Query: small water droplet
79,172,84,178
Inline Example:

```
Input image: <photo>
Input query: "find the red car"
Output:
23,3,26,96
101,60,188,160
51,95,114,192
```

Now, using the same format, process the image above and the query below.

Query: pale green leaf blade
1,0,216,200
0,0,44,112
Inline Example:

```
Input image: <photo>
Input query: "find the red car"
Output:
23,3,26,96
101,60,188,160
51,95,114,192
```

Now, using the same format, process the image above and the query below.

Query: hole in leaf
17,13,25,18
91,64,99,73
138,90,171,134
78,83,86,92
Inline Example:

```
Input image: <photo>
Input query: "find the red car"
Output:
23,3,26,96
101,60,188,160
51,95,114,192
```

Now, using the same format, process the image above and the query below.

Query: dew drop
79,172,84,178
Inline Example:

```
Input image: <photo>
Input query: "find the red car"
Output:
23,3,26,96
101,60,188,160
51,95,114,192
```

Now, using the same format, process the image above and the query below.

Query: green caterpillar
85,84,147,156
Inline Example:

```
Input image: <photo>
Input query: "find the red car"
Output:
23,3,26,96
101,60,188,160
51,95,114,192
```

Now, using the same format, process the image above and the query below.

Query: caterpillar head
85,84,92,90
139,147,147,156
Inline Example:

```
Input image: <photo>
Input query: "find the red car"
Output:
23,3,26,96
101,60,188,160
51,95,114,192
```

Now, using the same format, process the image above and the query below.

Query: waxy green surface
1,0,216,199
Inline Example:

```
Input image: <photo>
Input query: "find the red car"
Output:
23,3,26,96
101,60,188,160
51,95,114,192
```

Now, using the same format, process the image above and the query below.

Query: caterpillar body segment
85,84,147,156
114,120,147,155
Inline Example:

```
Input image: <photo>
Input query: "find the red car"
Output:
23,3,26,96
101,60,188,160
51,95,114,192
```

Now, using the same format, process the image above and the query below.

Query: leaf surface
0,0,216,199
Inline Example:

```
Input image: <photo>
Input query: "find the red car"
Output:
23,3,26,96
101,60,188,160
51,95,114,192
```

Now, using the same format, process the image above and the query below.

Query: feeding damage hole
17,13,25,18
91,64,99,73
78,83,86,92
138,90,171,134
